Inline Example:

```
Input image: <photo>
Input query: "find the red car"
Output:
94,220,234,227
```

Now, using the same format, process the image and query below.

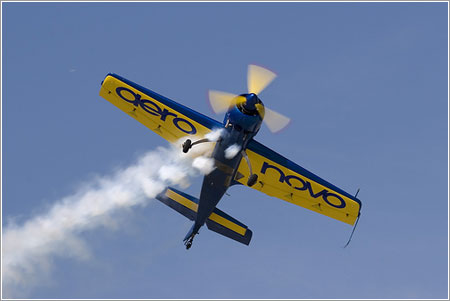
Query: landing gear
182,138,211,153
182,139,192,153
247,174,258,187
184,236,194,250
241,150,258,187
183,224,199,250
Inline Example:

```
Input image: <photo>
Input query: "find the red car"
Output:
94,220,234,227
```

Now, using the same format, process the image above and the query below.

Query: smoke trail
225,144,241,159
2,136,218,297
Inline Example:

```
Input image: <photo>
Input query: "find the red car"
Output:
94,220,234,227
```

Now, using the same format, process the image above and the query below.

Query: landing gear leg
241,150,258,187
182,138,211,153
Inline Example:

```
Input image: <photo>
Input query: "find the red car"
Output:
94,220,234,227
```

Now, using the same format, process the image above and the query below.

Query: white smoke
205,128,224,142
192,156,216,174
2,131,222,297
225,144,241,159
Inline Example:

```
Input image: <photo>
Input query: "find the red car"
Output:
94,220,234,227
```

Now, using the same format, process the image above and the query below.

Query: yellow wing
99,73,222,143
236,140,361,225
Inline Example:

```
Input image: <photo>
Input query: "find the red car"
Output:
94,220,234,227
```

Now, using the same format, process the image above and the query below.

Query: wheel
247,174,258,187
182,139,192,153
185,242,192,250
184,236,194,250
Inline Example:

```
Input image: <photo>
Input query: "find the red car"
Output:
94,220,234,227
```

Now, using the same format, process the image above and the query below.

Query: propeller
258,105,290,133
247,64,277,95
208,90,246,114
208,64,290,133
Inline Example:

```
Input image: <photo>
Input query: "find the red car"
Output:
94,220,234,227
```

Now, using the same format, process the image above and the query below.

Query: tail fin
156,187,253,245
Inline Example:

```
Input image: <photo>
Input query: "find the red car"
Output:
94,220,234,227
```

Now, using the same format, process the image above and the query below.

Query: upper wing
99,73,222,143
235,139,362,225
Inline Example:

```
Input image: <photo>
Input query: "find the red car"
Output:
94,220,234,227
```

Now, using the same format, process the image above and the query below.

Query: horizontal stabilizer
156,187,252,245
206,209,253,245
156,187,198,221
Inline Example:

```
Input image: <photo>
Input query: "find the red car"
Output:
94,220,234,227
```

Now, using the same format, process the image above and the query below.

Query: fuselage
193,93,265,232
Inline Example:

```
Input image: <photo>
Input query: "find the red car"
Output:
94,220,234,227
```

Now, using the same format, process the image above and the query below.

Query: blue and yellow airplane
99,65,362,249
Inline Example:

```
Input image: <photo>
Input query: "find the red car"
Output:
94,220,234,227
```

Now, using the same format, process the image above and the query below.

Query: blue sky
2,2,448,299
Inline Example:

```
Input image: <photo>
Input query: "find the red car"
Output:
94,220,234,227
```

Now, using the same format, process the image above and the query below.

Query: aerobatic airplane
99,65,362,249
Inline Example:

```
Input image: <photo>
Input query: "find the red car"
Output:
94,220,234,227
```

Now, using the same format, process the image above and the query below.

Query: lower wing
235,139,362,225
99,73,222,143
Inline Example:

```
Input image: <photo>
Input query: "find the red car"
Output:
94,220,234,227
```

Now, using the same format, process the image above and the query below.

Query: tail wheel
185,241,192,250
184,236,194,250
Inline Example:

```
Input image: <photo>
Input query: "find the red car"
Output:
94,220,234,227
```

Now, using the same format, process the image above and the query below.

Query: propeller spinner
208,64,290,133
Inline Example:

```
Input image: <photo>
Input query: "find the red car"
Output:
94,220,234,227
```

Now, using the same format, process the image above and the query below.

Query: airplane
99,65,362,250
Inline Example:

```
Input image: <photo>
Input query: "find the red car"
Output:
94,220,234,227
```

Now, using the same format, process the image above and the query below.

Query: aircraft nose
245,93,258,109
